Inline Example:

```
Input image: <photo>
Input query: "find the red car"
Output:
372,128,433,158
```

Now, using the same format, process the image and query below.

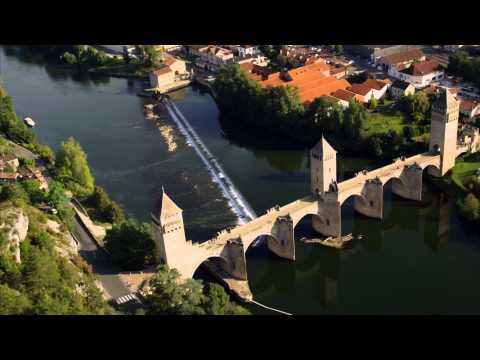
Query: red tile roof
239,62,254,73
401,59,443,76
460,99,480,112
153,67,172,76
163,58,176,66
0,172,19,180
362,78,391,90
331,88,357,102
250,61,352,105
382,49,425,65
347,84,373,96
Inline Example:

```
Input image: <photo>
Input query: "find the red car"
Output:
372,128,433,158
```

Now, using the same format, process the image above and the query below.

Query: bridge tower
429,87,459,176
151,189,187,264
310,135,337,194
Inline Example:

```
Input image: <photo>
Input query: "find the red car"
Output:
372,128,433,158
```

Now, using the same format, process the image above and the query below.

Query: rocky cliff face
0,208,29,263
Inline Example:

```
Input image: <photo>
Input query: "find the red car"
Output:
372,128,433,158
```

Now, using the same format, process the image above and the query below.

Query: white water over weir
163,99,262,245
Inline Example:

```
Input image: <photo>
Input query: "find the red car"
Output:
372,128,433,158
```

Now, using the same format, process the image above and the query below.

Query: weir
162,98,257,225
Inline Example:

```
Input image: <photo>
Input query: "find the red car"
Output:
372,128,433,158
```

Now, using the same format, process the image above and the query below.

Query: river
2,46,480,314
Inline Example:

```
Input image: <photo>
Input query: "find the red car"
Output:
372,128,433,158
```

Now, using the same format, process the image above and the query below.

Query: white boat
24,117,35,128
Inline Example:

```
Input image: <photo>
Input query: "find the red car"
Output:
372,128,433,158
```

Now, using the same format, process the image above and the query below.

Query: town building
346,84,374,103
344,45,420,63
194,46,235,72
330,88,359,107
0,172,20,183
361,78,392,100
184,45,211,57
149,57,189,92
0,154,19,172
250,60,351,107
225,45,259,58
458,124,480,153
388,59,444,88
378,49,426,71
459,99,480,120
154,45,183,53
236,54,269,68
389,80,416,99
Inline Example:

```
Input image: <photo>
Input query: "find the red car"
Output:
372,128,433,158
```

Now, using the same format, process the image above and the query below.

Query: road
72,214,131,300
2,136,134,302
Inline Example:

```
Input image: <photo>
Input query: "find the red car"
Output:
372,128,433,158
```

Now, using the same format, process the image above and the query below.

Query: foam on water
164,99,260,243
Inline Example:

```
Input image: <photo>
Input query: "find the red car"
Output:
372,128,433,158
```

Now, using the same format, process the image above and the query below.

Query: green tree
104,202,125,223
203,283,250,315
0,183,30,206
368,94,378,110
458,193,479,221
343,99,366,141
146,265,206,315
334,45,344,55
0,284,31,315
104,219,156,270
399,92,430,122
55,136,94,197
21,180,46,205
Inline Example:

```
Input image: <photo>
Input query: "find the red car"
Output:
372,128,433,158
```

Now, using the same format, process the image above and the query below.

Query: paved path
72,215,131,300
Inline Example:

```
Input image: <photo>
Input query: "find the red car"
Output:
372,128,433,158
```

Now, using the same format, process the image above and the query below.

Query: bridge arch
292,211,323,229
190,255,230,280
422,163,441,177
339,193,369,208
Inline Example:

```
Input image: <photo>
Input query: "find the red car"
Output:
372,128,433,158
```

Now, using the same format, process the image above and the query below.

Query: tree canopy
55,136,95,197
145,265,250,315
104,219,156,270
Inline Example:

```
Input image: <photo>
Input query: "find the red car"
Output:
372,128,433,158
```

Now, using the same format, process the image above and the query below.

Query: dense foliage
214,65,428,159
83,185,125,224
104,219,156,271
63,46,121,69
457,193,480,222
144,265,250,315
398,92,431,123
448,51,480,87
55,136,95,197
0,200,113,315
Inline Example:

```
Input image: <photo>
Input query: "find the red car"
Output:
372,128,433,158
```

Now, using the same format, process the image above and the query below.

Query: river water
2,46,480,315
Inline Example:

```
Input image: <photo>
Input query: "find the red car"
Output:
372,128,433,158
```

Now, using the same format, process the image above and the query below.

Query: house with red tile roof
330,89,359,107
346,84,375,103
251,61,351,107
149,56,188,91
379,49,426,69
460,99,480,120
0,154,19,172
362,78,392,100
0,172,20,182
388,59,444,88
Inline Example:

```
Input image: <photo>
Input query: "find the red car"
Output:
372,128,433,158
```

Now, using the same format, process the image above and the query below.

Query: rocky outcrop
0,208,29,263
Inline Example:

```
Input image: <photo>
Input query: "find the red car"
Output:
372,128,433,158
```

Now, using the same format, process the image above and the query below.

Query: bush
84,185,125,224
55,137,94,197
458,193,479,222
104,219,156,270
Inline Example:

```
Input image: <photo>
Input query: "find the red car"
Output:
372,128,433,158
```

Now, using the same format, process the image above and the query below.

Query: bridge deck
337,153,439,193
210,195,317,245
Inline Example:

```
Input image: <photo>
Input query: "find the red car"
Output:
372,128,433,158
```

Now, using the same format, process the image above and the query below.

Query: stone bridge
152,87,478,301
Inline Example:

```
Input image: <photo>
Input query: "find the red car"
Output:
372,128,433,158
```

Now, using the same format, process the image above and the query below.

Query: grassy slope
451,152,480,190
362,106,424,138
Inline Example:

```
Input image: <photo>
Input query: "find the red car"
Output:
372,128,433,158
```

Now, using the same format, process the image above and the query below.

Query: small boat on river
24,117,35,128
